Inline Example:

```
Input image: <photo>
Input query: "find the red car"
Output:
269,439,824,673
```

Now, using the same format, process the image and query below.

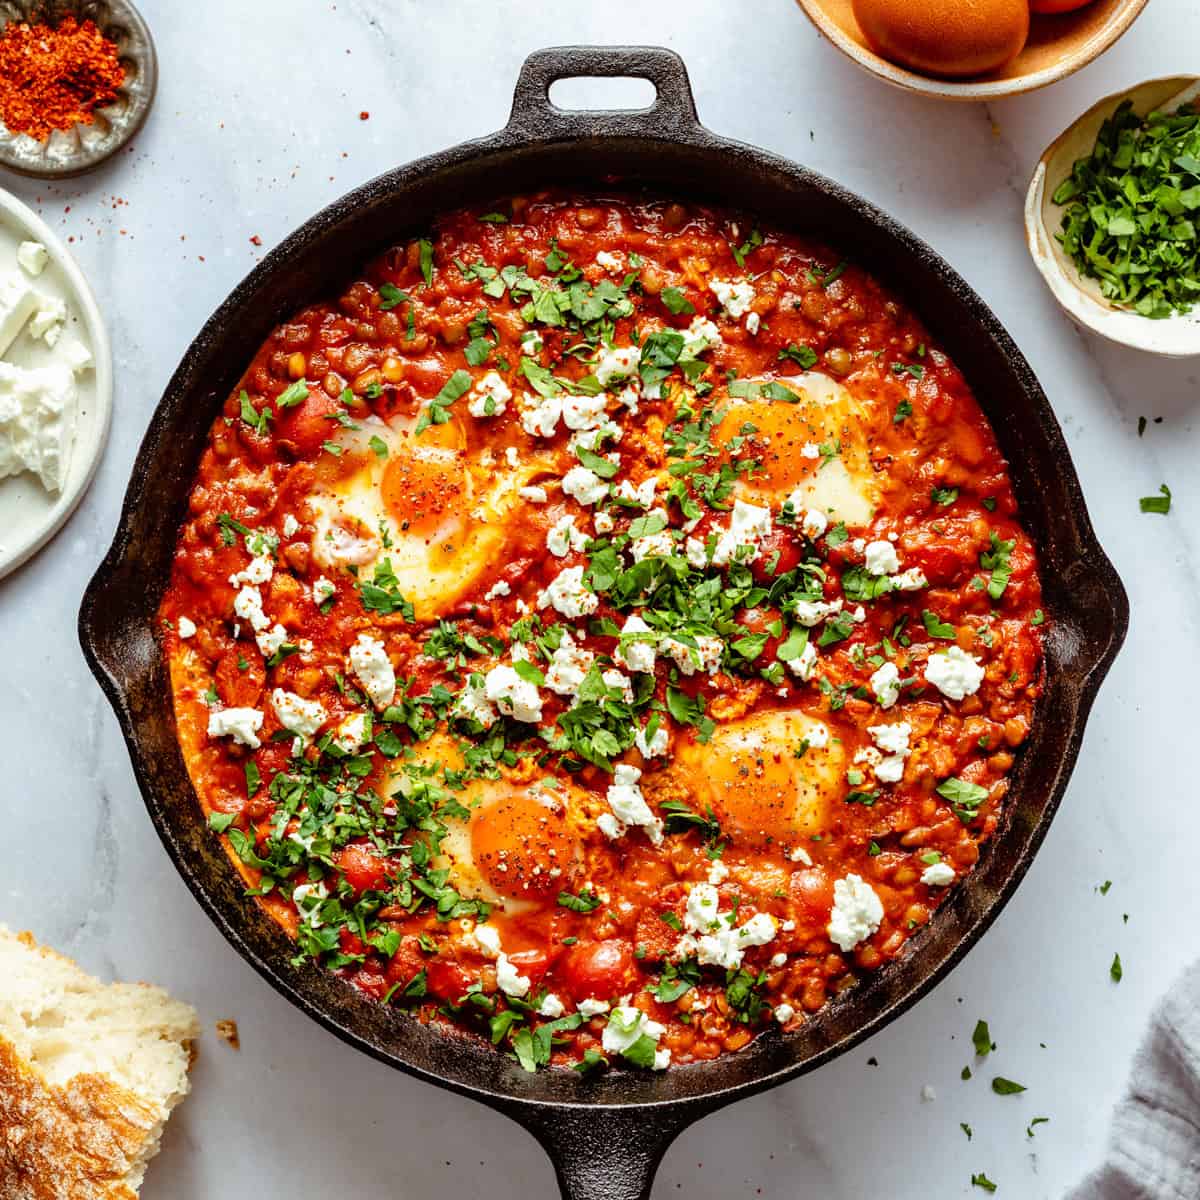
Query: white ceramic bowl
1025,76,1200,357
0,188,113,579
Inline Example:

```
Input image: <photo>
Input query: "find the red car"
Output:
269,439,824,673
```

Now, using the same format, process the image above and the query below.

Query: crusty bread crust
0,929,198,1200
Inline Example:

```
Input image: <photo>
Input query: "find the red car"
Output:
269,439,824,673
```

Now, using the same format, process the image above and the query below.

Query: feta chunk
921,861,956,887
545,632,595,697
546,514,589,558
349,633,396,709
925,646,985,701
538,993,566,1018
793,597,842,627
827,874,884,952
745,311,761,335
785,639,818,682
562,465,609,506
207,706,264,749
593,510,615,534
483,664,543,723
0,361,77,492
467,370,512,418
603,763,663,845
496,953,532,998
0,275,37,357
578,997,610,1018
484,580,511,601
869,721,912,784
709,278,756,319
774,1003,795,1024
870,661,901,709
711,499,772,566
614,476,656,508
890,568,928,592
616,614,657,674
520,393,562,438
634,720,669,759
663,634,723,677
282,513,300,538
29,294,65,346
16,241,48,277
562,392,609,431
537,565,598,618
178,616,197,639
864,540,900,576
602,1006,669,1069
595,250,624,273
312,576,336,605
453,679,497,728
519,485,548,503
271,688,327,741
473,923,502,958
594,345,640,387
333,711,370,752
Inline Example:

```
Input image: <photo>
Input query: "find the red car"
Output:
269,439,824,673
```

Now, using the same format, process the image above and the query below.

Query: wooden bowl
1025,76,1200,357
794,0,1148,100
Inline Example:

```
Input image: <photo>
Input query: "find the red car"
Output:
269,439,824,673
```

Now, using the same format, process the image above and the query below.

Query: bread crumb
216,1019,240,1050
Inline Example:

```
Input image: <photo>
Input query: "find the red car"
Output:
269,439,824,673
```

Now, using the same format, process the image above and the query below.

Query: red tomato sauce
160,194,1044,1072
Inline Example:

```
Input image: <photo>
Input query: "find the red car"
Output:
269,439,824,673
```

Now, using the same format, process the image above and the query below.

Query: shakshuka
160,194,1045,1072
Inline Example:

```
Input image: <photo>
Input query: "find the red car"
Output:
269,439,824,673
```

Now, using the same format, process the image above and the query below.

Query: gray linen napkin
1067,961,1200,1199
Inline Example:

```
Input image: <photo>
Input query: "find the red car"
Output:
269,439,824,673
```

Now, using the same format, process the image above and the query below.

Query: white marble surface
0,1,1195,1195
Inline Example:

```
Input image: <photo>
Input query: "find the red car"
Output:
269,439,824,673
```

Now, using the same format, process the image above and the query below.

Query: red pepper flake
0,17,125,142
359,111,369,121
249,235,262,246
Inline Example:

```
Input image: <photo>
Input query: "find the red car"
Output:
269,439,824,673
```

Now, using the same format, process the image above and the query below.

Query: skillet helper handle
506,45,701,141
510,1103,692,1200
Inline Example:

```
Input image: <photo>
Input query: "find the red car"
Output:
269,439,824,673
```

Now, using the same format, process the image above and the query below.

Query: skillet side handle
506,1103,694,1200
506,45,702,141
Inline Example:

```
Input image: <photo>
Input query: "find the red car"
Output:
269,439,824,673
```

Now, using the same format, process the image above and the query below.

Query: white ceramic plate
0,188,113,579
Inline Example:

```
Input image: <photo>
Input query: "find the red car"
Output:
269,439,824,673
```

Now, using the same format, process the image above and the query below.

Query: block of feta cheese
0,274,38,358
0,360,78,492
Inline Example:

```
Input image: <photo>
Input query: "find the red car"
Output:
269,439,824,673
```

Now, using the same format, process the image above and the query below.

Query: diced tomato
560,939,639,1002
504,948,551,990
425,958,475,1003
752,529,802,581
274,388,342,455
215,645,265,708
339,928,367,958
384,935,427,986
351,970,389,1000
337,842,390,894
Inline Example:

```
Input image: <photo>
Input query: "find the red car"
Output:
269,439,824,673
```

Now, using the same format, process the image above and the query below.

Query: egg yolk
685,711,842,850
381,424,468,539
470,791,576,900
715,397,824,498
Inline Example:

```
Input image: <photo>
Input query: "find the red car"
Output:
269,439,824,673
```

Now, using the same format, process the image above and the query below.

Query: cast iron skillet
80,46,1127,1200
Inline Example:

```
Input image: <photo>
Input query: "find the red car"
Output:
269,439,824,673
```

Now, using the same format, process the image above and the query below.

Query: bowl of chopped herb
1025,75,1200,356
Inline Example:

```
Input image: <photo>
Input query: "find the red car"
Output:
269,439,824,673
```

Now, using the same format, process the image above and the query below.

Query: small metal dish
0,0,156,179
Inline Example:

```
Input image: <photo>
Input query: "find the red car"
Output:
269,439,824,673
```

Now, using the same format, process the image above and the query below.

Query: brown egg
851,0,1030,78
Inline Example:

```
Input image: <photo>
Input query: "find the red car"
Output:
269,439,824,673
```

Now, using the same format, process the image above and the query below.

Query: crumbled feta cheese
788,499,827,540
711,499,772,566
774,1003,795,1024
827,874,884,952
519,485,548,503
16,241,48,277
870,661,901,709
614,477,656,508
537,565,599,618
272,688,327,741
207,706,264,749
545,632,594,697
684,536,709,568
890,567,928,591
925,646,985,701
921,861,957,887
58,338,92,374
349,633,396,709
770,952,788,968
784,639,818,682
229,551,274,589
595,250,624,273
578,997,610,1018
864,540,900,576
801,442,820,460
453,679,497,727
473,923,502,958
632,721,668,760
683,883,776,969
630,529,675,561
616,614,656,673
793,597,842,627
483,664,543,723
178,616,197,639
868,721,912,784
496,952,531,998
468,370,512,418
0,276,37,358
921,1085,937,1102
312,576,336,606
562,392,609,431
603,763,663,845
602,1006,669,1069
707,858,730,886
806,723,830,749
745,311,761,335
570,418,622,454
520,393,562,438
709,278,756,319
594,345,640,387
520,330,543,356
28,294,65,346
484,580,512,600
593,510,615,534
601,668,634,703
282,513,300,538
538,993,566,1018
663,634,723,677
547,514,589,558
562,465,609,506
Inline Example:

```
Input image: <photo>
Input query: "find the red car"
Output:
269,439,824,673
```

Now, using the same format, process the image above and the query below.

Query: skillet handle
505,1102,695,1200
506,45,702,141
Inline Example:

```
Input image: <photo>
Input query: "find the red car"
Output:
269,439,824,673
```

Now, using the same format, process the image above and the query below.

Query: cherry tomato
560,939,639,1002
337,842,389,894
425,959,475,1003
274,387,342,455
